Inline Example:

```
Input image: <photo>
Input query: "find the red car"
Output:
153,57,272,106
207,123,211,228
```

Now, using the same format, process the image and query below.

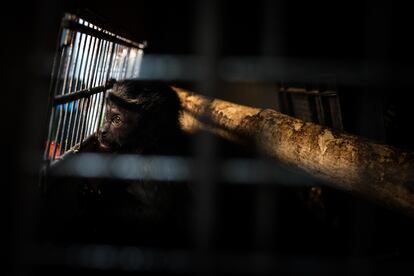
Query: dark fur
77,80,191,244
98,80,184,154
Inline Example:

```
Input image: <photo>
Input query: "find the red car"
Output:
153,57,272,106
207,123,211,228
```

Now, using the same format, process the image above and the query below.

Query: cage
8,2,414,276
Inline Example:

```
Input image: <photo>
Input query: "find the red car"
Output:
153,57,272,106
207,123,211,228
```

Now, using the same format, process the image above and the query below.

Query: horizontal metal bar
29,243,393,274
137,54,394,85
70,11,139,47
277,88,337,96
53,82,114,106
62,19,146,50
47,153,319,186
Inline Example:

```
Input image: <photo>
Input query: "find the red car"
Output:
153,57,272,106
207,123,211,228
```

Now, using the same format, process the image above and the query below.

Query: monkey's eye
111,115,122,125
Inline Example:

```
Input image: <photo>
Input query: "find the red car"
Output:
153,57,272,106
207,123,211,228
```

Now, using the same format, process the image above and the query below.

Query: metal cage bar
44,13,145,162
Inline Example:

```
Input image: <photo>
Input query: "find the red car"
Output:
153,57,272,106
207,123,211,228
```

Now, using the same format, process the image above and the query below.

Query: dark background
3,0,414,275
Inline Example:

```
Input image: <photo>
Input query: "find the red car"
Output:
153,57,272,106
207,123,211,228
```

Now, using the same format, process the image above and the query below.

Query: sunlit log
173,86,414,217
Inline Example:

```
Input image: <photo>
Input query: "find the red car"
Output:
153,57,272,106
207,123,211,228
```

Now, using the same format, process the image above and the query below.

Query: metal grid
44,13,145,162
276,84,343,130
40,8,359,276
34,2,414,276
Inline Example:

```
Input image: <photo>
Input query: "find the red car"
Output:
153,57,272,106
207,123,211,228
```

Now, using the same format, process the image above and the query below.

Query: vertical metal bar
84,34,97,89
72,33,92,146
70,98,83,148
98,42,117,135
88,30,103,88
98,40,109,85
44,26,69,160
57,31,80,155
121,48,131,79
44,107,56,160
75,35,93,144
90,40,109,133
112,45,119,80
315,93,326,125
114,46,122,80
74,98,86,146
51,104,64,160
85,94,95,137
78,93,92,143
94,92,104,134
193,1,219,275
125,49,133,78
50,34,72,159
76,29,95,143
67,99,80,149
97,39,111,86
59,33,76,95
253,2,284,265
79,97,91,142
57,103,69,156
90,38,106,131
64,32,83,151
134,49,144,77
69,33,88,148
87,93,99,136
85,94,97,137
129,49,139,78
116,46,124,80
90,93,101,134
53,29,70,96
97,42,116,131
96,41,111,85
74,32,89,91
83,24,97,89
51,29,76,160
53,30,69,95
80,25,96,140
110,44,119,80
92,38,107,87
92,40,111,133
85,36,104,135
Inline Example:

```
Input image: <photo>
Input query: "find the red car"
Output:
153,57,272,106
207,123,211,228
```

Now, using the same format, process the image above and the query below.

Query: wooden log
172,86,414,217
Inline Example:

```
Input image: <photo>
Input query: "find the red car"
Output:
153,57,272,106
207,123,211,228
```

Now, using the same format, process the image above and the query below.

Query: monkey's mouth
99,142,111,151
97,136,112,151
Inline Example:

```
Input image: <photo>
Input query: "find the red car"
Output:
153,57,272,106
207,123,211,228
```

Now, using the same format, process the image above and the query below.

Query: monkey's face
97,102,140,152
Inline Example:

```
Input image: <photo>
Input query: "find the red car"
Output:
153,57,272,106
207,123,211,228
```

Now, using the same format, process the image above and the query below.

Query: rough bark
172,86,414,217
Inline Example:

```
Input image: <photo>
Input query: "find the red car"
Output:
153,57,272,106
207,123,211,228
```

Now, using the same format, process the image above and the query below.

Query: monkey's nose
100,129,108,137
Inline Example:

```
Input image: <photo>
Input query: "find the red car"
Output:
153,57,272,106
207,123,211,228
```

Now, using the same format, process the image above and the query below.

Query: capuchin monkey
62,80,192,245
